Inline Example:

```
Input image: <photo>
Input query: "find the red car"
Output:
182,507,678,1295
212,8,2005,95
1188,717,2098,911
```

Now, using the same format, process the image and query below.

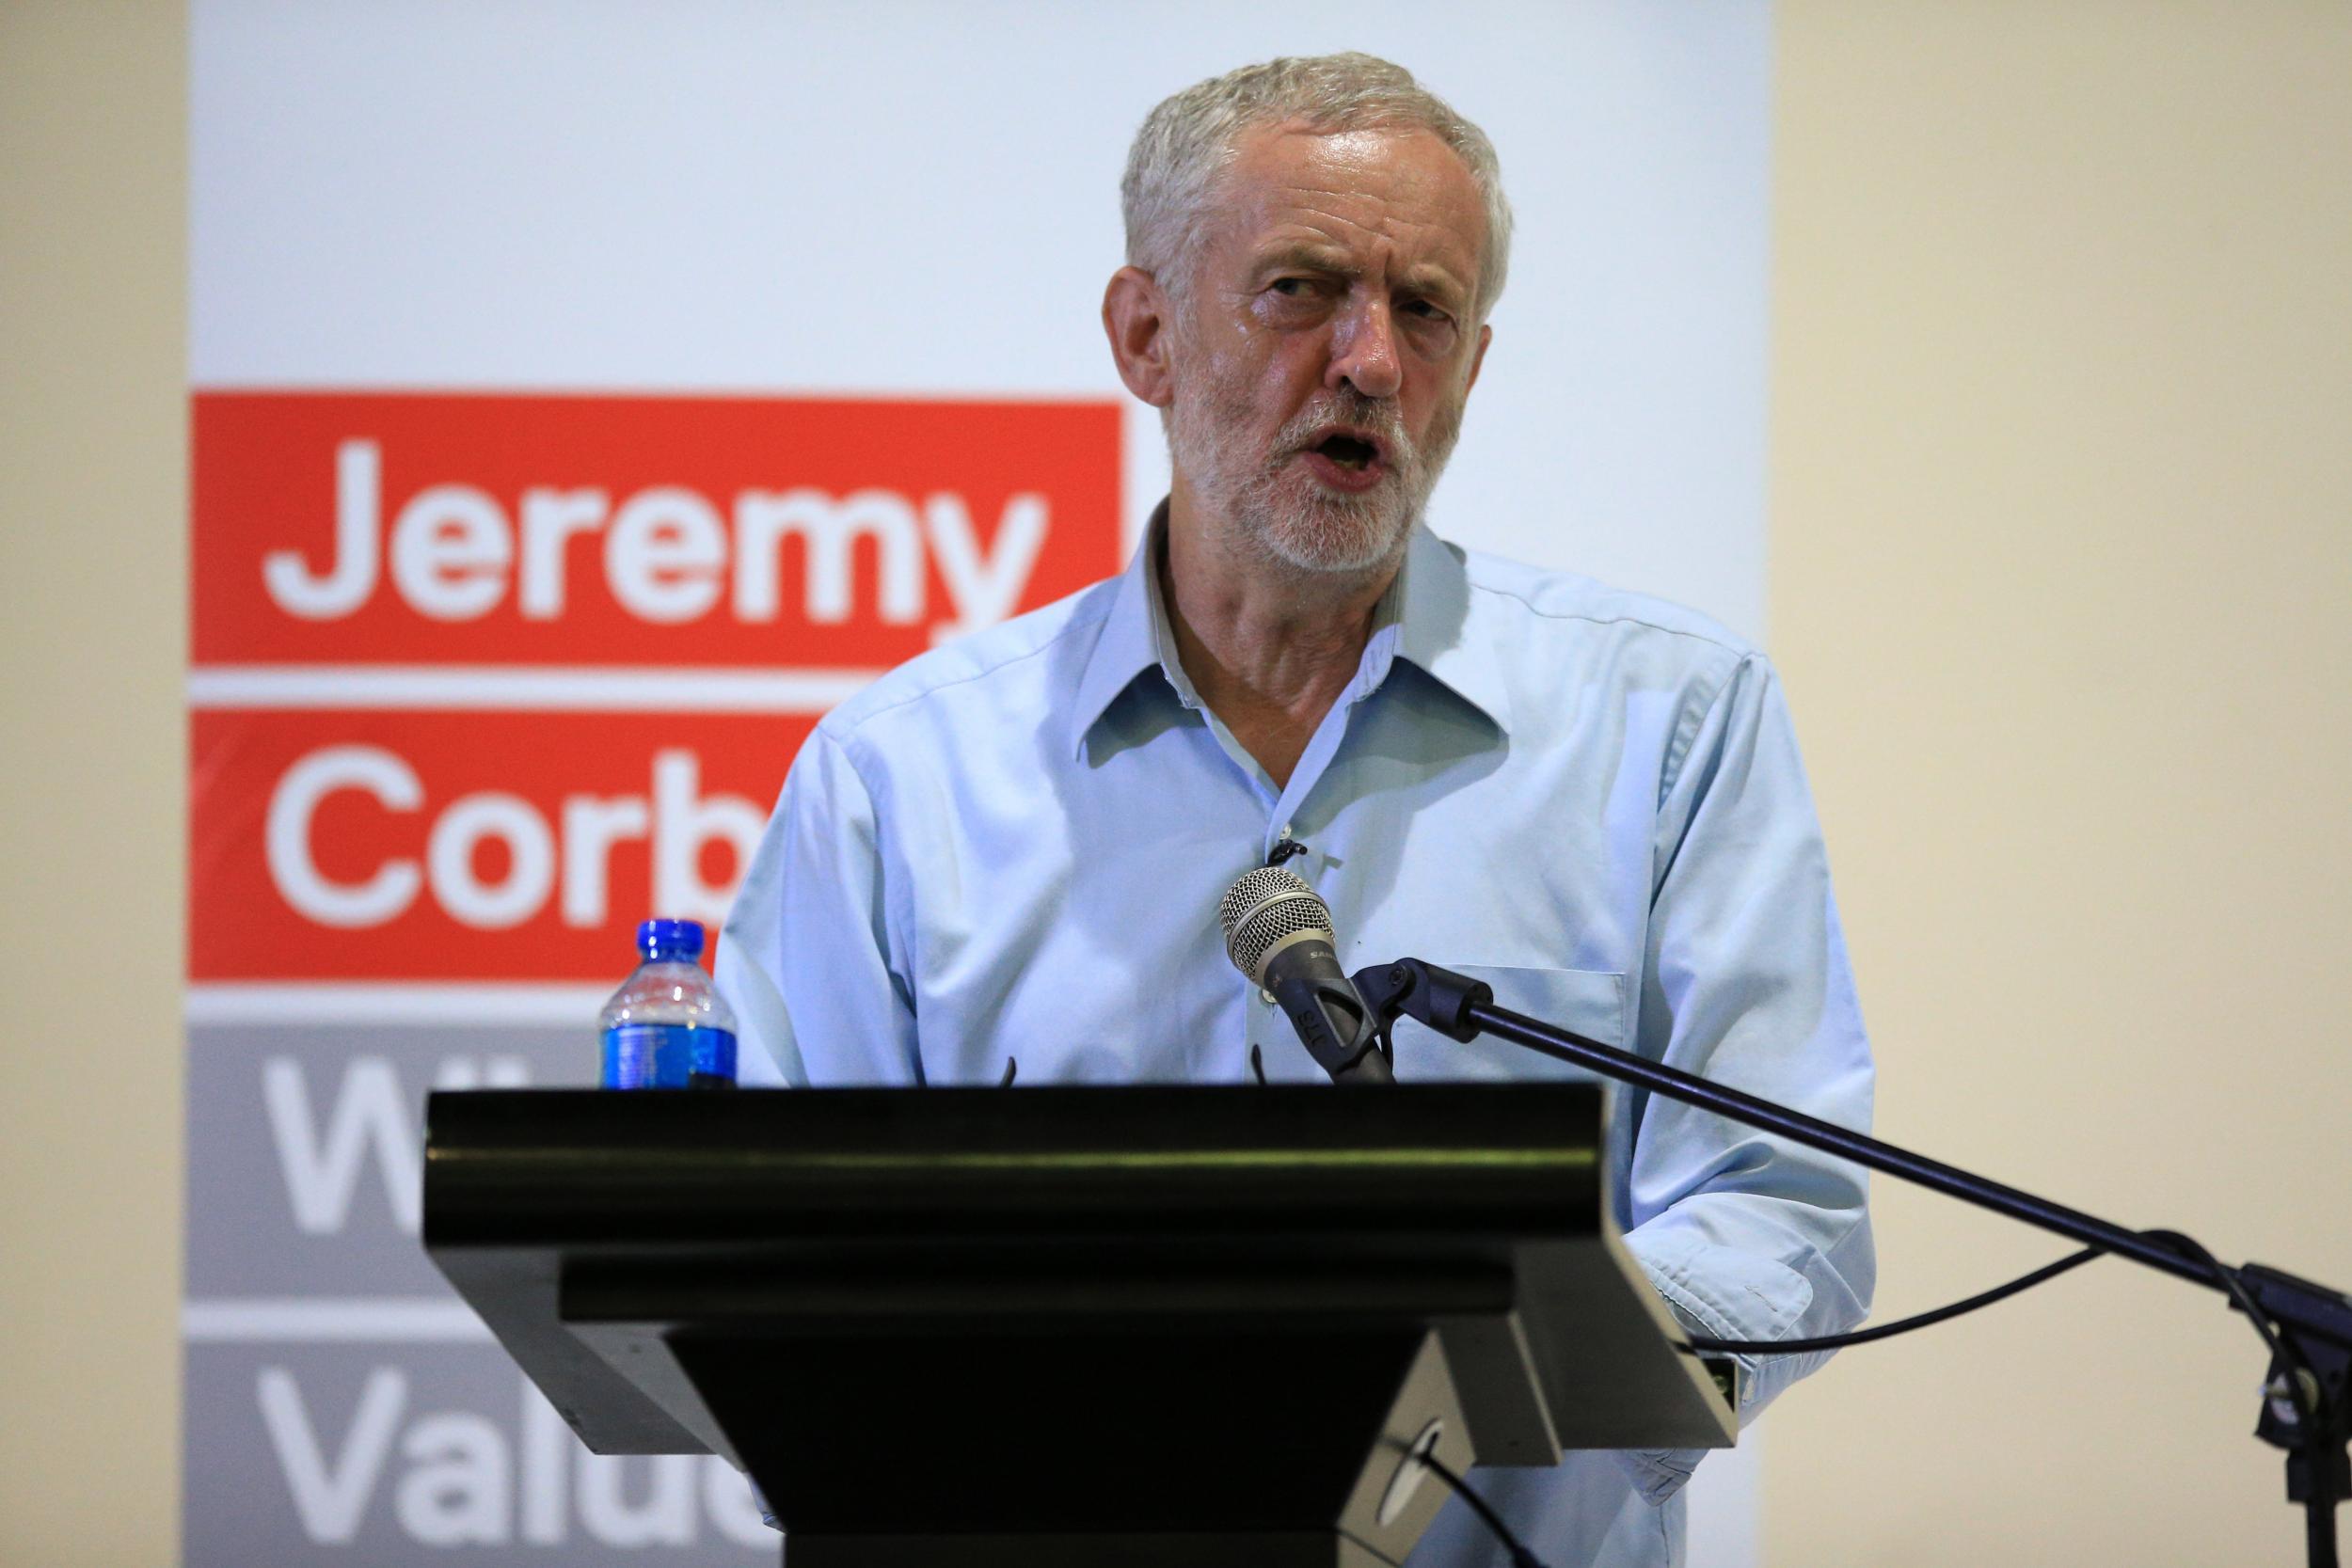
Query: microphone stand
1349,957,2351,1568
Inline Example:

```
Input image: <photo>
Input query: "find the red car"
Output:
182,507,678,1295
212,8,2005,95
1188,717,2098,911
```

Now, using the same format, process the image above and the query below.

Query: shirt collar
1066,502,1188,758
1388,520,1514,737
1066,501,1512,760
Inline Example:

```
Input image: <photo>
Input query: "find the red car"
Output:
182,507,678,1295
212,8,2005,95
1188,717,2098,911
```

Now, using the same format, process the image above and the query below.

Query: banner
185,388,1118,1560
185,4,1772,1560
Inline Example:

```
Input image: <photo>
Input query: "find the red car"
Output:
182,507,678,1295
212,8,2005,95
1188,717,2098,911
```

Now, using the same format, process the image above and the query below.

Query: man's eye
1403,299,1451,324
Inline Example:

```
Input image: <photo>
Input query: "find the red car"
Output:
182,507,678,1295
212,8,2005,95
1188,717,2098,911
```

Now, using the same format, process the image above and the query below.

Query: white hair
1120,52,1514,324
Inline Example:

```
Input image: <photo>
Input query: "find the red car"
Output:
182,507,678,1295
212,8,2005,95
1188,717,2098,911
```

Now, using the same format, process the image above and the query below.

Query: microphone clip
1348,958,1494,1051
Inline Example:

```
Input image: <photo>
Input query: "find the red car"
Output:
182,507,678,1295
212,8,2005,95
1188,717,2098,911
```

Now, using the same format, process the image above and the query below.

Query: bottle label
600,1023,737,1089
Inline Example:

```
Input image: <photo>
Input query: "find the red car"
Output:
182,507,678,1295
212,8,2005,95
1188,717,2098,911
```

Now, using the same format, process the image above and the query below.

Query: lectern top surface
424,1083,1607,1251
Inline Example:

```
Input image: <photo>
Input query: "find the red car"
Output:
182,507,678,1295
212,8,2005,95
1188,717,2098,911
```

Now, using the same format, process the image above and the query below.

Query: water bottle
599,919,739,1089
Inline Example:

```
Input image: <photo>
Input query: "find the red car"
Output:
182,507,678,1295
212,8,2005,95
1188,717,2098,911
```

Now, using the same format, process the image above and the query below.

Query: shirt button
1259,989,1277,1006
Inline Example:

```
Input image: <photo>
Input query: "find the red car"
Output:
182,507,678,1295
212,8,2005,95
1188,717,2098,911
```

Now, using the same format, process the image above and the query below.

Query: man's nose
1327,297,1403,401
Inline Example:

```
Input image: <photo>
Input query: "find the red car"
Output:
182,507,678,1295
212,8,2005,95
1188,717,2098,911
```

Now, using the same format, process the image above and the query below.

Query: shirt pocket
1386,963,1629,1083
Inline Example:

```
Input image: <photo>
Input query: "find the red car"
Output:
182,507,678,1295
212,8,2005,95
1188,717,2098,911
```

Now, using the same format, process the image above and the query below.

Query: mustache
1271,392,1414,466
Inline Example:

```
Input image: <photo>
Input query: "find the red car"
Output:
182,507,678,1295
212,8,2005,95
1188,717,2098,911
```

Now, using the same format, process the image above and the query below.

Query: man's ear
1103,266,1175,408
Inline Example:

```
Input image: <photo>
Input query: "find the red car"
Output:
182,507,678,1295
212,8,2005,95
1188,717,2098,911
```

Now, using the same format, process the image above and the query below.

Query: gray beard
1168,377,1464,578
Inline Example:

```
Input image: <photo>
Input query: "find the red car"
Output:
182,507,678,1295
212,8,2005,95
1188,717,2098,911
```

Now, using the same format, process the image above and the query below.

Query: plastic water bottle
599,919,739,1089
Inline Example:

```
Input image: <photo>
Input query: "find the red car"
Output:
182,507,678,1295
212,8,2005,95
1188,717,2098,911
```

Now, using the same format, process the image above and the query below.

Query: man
721,53,1872,1568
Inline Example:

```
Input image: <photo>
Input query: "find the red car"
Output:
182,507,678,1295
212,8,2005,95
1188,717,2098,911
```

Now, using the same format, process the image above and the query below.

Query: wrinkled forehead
1205,121,1487,293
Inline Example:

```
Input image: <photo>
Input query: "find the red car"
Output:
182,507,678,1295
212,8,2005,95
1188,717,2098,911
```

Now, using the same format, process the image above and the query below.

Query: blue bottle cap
637,918,706,960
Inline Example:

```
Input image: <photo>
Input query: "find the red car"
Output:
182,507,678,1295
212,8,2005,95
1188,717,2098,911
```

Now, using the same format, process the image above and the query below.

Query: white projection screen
183,3,1774,1562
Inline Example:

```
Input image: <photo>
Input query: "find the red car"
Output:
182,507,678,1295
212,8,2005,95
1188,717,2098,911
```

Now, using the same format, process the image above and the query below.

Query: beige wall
0,3,188,1565
1766,4,2352,1565
3,3,2347,1565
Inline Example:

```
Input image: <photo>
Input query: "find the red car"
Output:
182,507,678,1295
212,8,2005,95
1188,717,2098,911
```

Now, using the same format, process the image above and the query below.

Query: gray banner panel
184,1342,773,1562
186,1021,589,1298
184,1018,772,1563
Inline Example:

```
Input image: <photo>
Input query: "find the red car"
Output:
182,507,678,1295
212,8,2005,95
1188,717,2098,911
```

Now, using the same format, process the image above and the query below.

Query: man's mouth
1295,425,1394,492
1315,433,1380,472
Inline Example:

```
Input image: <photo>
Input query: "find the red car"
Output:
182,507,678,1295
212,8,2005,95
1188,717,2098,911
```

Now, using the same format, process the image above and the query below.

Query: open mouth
1311,433,1381,472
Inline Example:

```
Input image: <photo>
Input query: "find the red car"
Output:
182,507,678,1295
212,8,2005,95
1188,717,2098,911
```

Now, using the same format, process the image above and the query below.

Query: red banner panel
190,709,818,981
192,390,1124,669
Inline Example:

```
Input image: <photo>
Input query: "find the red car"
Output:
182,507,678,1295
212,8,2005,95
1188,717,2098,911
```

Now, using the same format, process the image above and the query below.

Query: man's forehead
1227,120,1471,202
1212,121,1485,274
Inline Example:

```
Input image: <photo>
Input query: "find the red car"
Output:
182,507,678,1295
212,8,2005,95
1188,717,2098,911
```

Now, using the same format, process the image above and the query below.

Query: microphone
1217,865,1393,1085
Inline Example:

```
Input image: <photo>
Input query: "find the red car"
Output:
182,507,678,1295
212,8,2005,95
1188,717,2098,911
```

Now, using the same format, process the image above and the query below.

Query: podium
423,1084,1734,1567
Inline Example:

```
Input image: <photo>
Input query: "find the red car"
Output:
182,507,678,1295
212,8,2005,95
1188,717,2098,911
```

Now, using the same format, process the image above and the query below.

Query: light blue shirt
719,515,1875,1568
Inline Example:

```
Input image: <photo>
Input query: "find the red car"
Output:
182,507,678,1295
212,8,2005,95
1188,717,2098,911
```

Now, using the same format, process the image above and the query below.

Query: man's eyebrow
1249,245,1470,304
1252,243,1356,277
1396,263,1470,304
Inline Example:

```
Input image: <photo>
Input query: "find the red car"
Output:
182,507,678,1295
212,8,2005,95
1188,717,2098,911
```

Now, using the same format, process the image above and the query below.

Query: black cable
1680,1227,2324,1369
2141,1230,2337,1568
1681,1244,2104,1357
2141,1230,2313,1421
1675,1226,2338,1566
1415,1449,1549,1568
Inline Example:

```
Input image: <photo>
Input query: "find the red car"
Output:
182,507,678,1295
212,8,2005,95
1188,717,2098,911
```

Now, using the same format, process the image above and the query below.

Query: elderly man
721,52,1872,1568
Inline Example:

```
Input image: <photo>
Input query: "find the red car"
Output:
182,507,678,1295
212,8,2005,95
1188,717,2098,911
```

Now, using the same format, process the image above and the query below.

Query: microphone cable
1413,1449,1549,1568
1681,1243,2104,1357
1682,1229,2338,1567
1680,1226,2328,1397
1424,1222,2334,1568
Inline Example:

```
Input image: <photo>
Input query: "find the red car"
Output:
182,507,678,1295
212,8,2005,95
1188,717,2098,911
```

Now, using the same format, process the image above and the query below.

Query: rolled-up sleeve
1613,653,1876,1499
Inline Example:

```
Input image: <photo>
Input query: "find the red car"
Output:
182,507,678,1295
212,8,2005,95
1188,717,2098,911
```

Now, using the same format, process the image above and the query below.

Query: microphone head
1218,865,1335,985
